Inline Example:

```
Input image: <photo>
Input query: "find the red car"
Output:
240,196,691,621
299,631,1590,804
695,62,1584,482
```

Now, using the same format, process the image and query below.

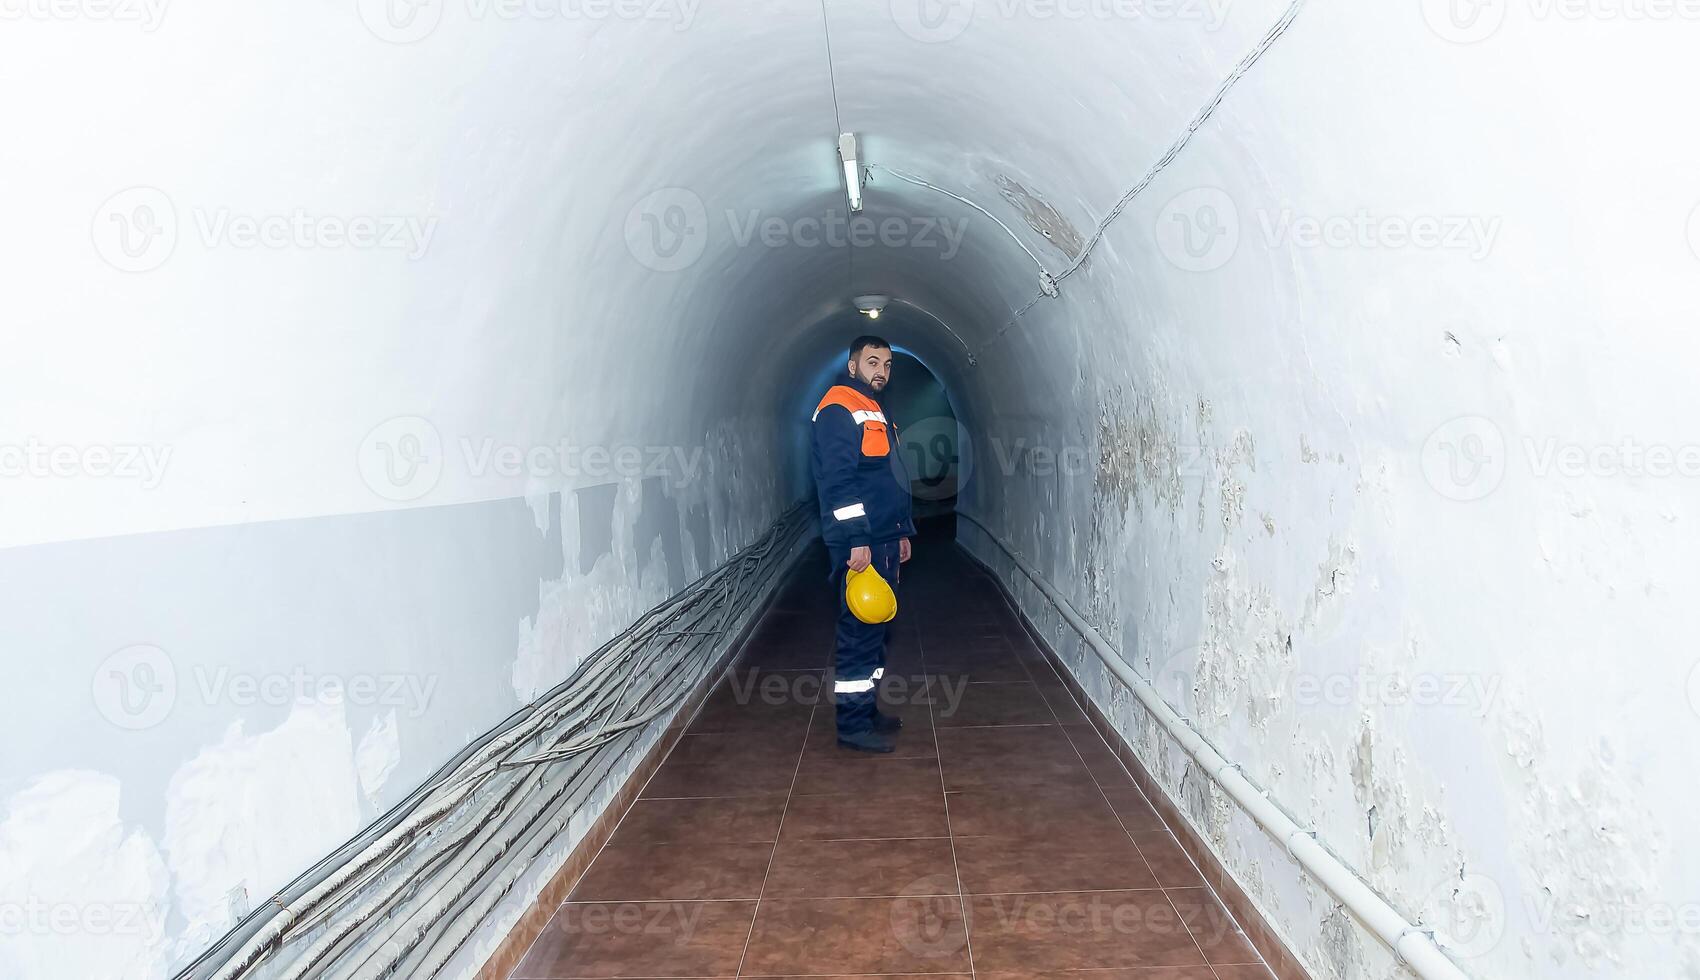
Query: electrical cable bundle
173,505,813,980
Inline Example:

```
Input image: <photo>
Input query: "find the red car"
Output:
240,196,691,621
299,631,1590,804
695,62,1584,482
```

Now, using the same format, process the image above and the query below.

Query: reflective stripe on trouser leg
832,667,884,695
833,541,902,737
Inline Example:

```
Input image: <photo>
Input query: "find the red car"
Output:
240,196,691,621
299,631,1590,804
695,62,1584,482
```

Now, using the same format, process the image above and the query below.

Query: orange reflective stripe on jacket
813,385,892,458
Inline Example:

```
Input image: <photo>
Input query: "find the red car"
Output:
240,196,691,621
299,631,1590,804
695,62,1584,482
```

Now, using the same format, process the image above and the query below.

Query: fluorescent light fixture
838,132,863,213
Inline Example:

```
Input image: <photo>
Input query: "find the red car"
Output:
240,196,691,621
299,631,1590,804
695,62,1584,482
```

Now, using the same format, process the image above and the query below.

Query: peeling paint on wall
0,771,171,980
1498,694,1661,971
160,700,362,961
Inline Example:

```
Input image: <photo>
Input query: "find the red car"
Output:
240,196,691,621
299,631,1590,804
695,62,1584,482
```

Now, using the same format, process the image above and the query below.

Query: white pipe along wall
2,2,1698,980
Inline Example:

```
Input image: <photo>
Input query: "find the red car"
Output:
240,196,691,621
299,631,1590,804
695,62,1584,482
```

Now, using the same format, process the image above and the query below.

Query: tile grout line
1050,682,1278,977
915,576,977,980
972,547,1278,980
728,613,826,979
999,604,1177,914
502,592,804,979
945,551,1234,976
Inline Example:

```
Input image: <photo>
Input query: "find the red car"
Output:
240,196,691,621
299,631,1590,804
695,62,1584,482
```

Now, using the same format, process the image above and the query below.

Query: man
811,335,916,752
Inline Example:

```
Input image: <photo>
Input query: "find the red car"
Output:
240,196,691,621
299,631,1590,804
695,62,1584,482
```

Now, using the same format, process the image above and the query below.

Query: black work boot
837,729,896,753
872,710,903,734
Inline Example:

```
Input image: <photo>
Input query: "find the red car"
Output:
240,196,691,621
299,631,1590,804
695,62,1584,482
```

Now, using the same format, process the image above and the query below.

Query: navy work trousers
828,539,902,736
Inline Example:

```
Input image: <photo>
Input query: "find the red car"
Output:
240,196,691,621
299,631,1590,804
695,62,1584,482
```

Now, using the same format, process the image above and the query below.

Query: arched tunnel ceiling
8,4,1700,980
628,0,1298,441
0,0,1300,538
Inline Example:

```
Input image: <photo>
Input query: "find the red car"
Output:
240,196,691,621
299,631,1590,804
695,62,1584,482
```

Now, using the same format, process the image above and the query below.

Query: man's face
849,346,893,391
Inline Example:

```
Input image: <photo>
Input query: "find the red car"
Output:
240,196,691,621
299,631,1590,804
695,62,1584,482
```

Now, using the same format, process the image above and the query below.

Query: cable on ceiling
981,0,1311,354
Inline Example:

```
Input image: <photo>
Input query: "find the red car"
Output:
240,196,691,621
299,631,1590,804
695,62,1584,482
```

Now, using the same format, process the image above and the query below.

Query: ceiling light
838,132,863,213
854,294,889,319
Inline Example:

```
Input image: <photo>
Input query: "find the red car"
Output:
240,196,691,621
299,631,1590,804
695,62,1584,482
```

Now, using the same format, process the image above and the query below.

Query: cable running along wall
173,506,814,980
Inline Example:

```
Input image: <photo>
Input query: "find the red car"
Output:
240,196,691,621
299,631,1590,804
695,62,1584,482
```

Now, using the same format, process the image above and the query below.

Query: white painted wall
0,4,811,976
4,1,1698,978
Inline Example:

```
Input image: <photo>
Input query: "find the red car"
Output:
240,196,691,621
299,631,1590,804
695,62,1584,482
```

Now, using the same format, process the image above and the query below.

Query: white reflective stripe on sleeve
872,667,884,681
850,410,887,425
834,677,877,694
833,503,867,521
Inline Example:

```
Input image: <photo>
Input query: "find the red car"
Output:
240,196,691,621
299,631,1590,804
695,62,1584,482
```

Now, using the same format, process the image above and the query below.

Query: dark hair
849,335,891,360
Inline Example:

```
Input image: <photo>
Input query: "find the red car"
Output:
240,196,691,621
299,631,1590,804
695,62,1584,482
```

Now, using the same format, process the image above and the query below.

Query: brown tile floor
509,524,1279,980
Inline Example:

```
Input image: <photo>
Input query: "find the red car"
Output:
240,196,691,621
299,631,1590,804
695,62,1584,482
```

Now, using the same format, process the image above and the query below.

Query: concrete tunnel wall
3,2,1700,979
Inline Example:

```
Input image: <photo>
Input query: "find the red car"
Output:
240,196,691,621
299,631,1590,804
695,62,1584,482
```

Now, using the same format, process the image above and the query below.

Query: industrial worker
811,334,915,753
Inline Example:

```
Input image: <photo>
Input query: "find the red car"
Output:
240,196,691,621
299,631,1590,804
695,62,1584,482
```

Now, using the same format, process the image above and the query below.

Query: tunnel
3,2,1697,979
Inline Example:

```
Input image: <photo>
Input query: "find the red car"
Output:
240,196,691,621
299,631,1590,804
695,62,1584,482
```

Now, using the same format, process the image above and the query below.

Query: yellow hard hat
846,565,898,624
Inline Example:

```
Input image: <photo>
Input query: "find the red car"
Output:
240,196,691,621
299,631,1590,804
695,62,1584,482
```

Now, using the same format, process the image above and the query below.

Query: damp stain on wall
993,174,1086,261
